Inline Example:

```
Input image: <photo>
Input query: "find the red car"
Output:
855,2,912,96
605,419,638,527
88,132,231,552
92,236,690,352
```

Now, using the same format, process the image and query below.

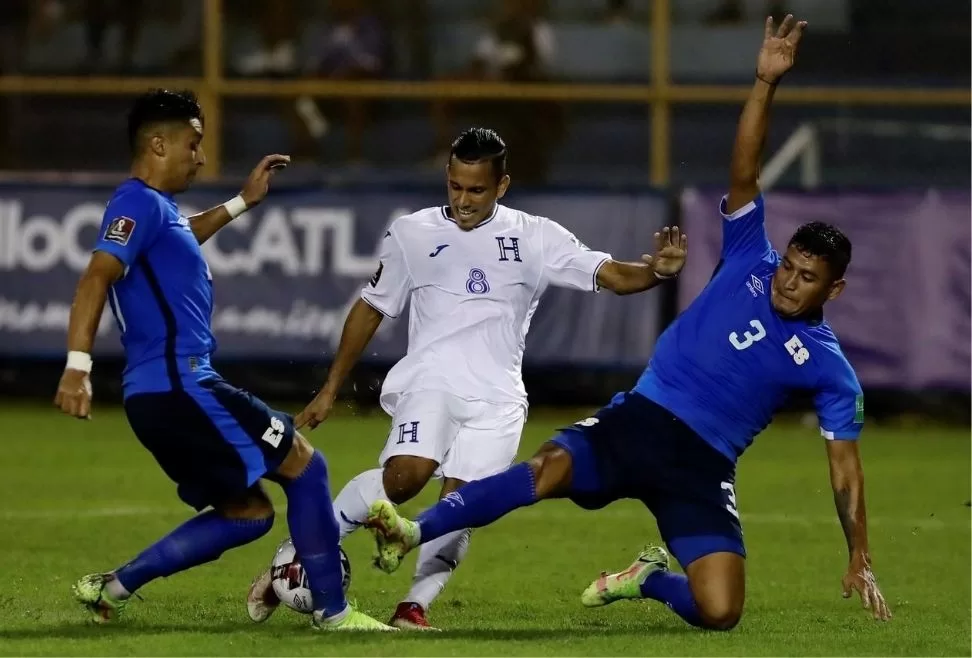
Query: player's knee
275,431,315,480
693,585,744,631
216,485,276,522
382,456,437,504
685,551,745,630
527,444,574,498
698,600,743,631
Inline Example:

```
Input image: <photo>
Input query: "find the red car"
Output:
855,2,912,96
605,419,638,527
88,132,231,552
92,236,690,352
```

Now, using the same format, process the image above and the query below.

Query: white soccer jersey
360,204,612,413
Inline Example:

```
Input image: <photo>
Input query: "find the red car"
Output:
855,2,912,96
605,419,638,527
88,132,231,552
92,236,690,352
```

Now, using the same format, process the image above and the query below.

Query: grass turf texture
1,402,969,656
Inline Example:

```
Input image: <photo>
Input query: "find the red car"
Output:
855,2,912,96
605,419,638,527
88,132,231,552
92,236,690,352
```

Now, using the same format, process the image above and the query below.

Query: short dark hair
449,127,507,182
127,89,202,152
788,221,852,280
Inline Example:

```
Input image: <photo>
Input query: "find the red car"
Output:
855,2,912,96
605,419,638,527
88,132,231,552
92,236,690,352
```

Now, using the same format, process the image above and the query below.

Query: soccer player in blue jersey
53,89,393,631
363,15,891,629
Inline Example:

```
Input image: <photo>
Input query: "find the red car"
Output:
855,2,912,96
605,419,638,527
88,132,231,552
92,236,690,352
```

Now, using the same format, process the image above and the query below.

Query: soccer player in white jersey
246,127,688,629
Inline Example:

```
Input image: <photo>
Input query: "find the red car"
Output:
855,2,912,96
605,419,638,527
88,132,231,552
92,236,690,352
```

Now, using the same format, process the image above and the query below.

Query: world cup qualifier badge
104,216,136,246
370,261,383,287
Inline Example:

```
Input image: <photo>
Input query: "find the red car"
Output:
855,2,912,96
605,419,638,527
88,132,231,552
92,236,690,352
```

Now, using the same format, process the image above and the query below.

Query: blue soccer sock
417,462,539,543
281,450,347,618
640,570,704,628
114,511,273,595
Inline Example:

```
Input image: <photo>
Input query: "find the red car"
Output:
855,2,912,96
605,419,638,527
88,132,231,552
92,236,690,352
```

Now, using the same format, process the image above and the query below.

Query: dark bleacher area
4,0,968,187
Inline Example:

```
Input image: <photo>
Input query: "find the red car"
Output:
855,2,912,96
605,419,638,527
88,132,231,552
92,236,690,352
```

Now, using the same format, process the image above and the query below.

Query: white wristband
66,351,92,373
222,195,248,219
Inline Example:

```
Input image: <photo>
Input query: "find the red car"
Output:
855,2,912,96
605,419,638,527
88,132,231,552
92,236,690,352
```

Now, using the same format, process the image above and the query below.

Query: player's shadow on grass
0,622,695,642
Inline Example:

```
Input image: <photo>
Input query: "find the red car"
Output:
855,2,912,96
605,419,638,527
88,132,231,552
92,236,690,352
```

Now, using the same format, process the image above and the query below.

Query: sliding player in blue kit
54,89,393,631
363,16,891,629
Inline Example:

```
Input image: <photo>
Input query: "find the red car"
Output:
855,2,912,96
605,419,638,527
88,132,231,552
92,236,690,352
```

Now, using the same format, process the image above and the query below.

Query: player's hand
641,226,687,279
239,154,291,208
54,368,93,420
842,554,892,621
755,14,807,85
294,392,335,431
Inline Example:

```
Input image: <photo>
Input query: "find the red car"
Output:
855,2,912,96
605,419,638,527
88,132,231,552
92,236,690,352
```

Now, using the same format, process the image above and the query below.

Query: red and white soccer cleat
389,602,440,631
246,568,281,623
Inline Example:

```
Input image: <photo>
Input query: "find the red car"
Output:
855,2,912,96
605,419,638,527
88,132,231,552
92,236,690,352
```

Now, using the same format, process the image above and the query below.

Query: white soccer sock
402,528,471,611
331,468,387,541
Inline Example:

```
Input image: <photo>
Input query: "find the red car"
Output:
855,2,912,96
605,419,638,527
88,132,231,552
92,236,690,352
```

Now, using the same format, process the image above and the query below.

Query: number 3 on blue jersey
729,319,766,351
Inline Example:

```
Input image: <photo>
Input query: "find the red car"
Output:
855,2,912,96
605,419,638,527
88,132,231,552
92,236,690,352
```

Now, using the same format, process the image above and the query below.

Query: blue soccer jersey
94,178,216,395
634,194,863,462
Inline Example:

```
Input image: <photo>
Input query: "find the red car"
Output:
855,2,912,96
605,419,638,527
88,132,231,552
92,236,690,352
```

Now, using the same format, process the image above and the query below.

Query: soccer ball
269,538,352,614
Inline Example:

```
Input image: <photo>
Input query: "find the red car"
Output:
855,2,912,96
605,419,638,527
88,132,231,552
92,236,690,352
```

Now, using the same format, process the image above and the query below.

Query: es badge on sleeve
104,216,136,246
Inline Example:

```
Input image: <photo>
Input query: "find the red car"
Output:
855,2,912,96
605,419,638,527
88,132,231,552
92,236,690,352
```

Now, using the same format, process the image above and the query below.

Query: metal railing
0,0,966,184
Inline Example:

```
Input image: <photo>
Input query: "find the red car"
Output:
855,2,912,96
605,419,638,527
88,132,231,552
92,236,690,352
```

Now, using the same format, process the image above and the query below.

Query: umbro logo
429,244,449,257
746,274,765,297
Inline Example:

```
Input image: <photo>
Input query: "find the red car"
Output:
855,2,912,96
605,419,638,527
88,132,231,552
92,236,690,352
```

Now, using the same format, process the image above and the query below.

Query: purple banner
0,184,668,367
679,188,971,390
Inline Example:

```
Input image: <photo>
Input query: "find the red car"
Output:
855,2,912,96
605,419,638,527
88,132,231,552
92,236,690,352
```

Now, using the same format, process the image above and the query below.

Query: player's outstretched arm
54,252,124,419
596,226,687,295
294,299,384,430
726,15,806,214
825,439,892,621
188,154,290,244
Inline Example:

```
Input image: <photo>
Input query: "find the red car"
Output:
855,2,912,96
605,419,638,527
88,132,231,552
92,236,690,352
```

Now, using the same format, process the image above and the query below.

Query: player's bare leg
685,552,746,630
367,442,574,573
331,456,438,538
391,477,471,631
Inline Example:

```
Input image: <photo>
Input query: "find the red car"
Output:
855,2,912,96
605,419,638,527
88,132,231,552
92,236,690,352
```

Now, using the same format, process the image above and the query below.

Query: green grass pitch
1,402,969,656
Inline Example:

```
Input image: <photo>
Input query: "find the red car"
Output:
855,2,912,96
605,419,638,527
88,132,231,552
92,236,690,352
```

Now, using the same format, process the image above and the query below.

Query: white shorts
377,391,525,483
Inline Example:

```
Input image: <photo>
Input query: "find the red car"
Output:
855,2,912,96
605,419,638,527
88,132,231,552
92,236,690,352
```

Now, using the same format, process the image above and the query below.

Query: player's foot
389,602,440,631
365,500,420,574
313,607,399,631
246,567,280,623
581,546,671,607
73,573,130,623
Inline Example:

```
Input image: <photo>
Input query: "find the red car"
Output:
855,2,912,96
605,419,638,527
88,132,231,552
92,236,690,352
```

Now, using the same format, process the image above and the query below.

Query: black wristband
756,73,779,86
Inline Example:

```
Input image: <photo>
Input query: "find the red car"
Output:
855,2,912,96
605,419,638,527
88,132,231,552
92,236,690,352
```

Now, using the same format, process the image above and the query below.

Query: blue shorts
123,359,294,511
551,390,745,569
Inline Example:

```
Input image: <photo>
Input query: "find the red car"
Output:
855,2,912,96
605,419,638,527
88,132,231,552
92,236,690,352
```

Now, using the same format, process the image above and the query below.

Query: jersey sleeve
814,355,864,441
360,228,412,318
719,193,772,263
540,218,612,292
93,189,164,275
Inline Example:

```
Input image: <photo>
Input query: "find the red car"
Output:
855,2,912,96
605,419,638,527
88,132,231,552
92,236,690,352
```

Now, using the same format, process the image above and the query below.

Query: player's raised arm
726,15,806,215
188,154,290,244
295,228,412,430
596,227,687,295
539,218,685,296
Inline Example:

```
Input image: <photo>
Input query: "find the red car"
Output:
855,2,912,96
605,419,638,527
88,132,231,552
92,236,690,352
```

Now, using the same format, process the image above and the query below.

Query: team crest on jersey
746,274,765,297
104,216,136,246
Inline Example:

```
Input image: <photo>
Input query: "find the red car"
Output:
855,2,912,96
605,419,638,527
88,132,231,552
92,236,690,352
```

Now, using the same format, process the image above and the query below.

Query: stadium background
0,2,969,655
0,0,968,416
